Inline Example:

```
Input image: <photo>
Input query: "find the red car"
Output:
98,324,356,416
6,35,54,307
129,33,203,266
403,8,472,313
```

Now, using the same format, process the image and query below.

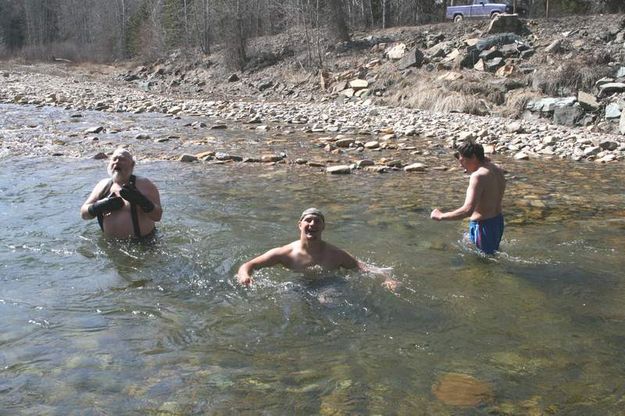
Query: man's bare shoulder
323,241,348,256
94,177,113,192
134,175,157,187
267,241,298,259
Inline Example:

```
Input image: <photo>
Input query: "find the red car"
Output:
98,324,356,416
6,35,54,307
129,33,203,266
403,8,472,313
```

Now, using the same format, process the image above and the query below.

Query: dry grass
386,78,490,115
502,89,543,118
531,60,612,96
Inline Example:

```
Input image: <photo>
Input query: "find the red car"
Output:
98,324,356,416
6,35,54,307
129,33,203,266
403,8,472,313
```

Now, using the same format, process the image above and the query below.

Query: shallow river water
1,104,625,414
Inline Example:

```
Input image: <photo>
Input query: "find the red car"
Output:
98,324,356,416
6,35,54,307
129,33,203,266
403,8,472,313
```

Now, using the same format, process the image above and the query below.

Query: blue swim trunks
468,213,504,254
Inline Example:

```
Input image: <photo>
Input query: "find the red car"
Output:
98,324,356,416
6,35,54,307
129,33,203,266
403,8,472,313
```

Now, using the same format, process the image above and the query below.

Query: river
1,103,625,414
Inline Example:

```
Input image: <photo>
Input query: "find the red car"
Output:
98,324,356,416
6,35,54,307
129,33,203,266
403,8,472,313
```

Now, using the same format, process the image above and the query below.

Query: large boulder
385,43,407,60
461,33,523,68
577,91,600,111
553,105,584,126
397,47,425,70
487,14,528,35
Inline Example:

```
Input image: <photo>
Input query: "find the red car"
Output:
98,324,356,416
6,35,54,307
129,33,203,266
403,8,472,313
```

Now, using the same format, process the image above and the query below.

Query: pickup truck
446,0,518,22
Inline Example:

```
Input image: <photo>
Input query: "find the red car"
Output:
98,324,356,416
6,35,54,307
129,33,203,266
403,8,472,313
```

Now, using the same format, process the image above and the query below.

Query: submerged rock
432,372,493,407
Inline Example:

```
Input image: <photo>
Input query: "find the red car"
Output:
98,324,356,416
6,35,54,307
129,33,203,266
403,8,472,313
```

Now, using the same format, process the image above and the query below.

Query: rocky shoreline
2,63,625,172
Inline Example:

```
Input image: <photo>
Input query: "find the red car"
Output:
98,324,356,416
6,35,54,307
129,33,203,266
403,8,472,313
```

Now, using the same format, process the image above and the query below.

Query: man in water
81,147,162,239
237,208,398,290
430,142,506,254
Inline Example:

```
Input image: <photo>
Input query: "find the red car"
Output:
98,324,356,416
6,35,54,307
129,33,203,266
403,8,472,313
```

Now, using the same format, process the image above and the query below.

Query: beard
108,166,126,184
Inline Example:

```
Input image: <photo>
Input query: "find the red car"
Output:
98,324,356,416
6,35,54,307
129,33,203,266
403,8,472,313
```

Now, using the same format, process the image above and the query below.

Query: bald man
81,148,162,239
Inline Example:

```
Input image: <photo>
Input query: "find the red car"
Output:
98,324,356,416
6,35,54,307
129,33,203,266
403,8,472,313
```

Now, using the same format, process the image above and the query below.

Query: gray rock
577,91,600,111
620,111,625,134
335,138,355,148
553,105,584,126
397,47,425,70
215,152,242,161
599,82,625,97
134,133,151,140
355,159,374,168
599,140,618,151
85,126,104,134
404,162,427,172
178,154,198,162
583,146,601,156
487,14,527,35
326,165,352,174
605,103,622,119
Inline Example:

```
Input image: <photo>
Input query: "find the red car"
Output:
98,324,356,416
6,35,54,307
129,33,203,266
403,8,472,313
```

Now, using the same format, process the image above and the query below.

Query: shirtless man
237,208,398,290
430,142,506,254
81,148,162,239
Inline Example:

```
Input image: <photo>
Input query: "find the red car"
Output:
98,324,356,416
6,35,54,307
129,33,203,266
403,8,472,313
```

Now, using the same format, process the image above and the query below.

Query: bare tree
327,0,350,42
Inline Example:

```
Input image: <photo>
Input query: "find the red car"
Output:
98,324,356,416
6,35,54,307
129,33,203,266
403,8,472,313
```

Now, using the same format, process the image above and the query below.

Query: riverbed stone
432,373,493,407
326,165,352,174
178,154,198,162
363,166,388,173
335,138,355,148
404,162,427,172
514,151,530,160
355,159,374,168
85,126,104,134
261,154,284,162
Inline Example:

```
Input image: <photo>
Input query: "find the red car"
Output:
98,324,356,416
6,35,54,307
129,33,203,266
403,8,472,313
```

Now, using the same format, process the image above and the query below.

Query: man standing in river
430,142,506,254
81,147,162,239
237,208,398,290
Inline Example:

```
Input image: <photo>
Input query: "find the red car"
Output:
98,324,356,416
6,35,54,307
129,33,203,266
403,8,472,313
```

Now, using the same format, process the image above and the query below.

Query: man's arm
337,250,399,291
81,179,112,220
135,178,162,222
237,245,289,286
431,173,482,221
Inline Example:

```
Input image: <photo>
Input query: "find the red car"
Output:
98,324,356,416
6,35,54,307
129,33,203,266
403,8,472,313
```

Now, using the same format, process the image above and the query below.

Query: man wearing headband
430,142,506,254
81,147,162,239
237,208,397,290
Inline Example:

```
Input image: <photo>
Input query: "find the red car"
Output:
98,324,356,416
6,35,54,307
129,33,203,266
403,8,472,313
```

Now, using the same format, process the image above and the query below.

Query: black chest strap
96,175,142,238
128,175,142,238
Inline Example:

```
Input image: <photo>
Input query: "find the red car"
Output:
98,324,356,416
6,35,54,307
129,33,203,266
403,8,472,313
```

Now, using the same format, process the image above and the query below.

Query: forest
0,0,623,67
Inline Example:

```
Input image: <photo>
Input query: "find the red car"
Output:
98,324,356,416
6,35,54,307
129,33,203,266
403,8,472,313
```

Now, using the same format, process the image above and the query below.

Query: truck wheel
453,14,464,23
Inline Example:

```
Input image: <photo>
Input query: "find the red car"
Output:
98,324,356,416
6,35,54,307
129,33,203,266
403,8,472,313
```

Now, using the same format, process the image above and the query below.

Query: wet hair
454,142,485,162
299,208,325,223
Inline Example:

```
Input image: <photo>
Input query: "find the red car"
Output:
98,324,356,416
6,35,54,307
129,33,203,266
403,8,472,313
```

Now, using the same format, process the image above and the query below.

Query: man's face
457,153,478,173
299,214,325,240
108,150,134,182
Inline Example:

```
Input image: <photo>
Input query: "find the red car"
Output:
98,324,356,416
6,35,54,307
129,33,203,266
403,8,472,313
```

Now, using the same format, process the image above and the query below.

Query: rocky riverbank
1,61,625,173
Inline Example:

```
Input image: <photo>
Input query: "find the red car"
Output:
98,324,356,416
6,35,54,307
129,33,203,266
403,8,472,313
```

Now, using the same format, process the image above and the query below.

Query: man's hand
382,278,400,291
237,274,253,286
430,208,443,221
88,196,124,217
120,186,155,213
